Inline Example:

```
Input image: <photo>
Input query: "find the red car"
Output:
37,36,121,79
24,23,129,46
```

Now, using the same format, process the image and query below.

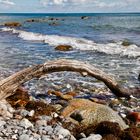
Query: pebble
80,134,102,140
32,133,41,139
54,126,71,137
28,110,35,117
79,133,86,138
12,134,18,139
19,134,30,140
51,112,59,118
0,100,13,118
20,109,29,117
42,135,51,140
44,125,53,132
0,121,6,127
38,115,52,121
36,120,46,127
20,118,33,129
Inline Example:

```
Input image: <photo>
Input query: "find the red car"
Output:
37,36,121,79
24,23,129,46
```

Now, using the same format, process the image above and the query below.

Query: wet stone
20,118,33,129
19,134,30,140
42,135,51,140
80,134,102,140
0,121,6,127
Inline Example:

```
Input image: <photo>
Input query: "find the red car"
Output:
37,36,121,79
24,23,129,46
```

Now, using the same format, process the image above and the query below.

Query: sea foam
1,27,140,58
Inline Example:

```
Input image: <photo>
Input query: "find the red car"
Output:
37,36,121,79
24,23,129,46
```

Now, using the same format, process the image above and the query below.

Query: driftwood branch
0,59,131,100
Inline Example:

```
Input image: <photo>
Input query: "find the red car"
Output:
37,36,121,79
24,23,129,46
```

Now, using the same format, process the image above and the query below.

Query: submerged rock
81,16,89,20
26,19,38,22
49,22,59,26
138,73,140,81
55,45,73,51
121,40,132,46
61,99,128,130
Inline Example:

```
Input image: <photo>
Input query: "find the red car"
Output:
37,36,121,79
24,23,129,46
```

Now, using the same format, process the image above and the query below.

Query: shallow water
0,13,140,98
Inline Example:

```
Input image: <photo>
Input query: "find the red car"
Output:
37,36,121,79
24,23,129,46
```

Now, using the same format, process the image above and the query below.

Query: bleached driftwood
0,59,131,100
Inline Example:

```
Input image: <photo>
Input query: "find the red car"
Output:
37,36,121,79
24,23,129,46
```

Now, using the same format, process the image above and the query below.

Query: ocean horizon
0,12,140,16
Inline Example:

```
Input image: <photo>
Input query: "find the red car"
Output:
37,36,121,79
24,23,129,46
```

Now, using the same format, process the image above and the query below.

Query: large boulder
55,45,73,51
61,99,128,130
4,22,21,27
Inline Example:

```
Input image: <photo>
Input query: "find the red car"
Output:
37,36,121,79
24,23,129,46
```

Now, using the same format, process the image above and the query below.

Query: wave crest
1,27,140,58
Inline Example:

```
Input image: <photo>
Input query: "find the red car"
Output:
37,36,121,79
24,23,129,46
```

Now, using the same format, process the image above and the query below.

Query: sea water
0,13,140,97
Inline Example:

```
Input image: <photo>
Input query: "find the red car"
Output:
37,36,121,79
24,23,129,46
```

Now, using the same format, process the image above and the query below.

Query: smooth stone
41,135,51,140
53,104,63,111
7,104,15,113
80,134,102,140
20,109,29,117
32,133,41,139
0,100,12,118
0,121,6,127
61,99,128,130
79,133,86,138
36,120,47,127
12,134,17,139
44,125,53,132
19,134,30,140
28,110,35,117
58,134,64,139
54,126,71,137
55,45,73,51
20,118,33,129
38,115,52,121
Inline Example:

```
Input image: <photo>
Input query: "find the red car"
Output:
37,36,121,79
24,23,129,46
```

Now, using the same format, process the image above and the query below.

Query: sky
0,0,140,13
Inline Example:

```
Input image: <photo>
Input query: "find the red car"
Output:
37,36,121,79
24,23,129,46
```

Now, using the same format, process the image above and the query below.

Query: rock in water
121,40,131,46
55,45,73,51
138,73,140,81
4,22,21,27
81,16,89,20
61,99,128,130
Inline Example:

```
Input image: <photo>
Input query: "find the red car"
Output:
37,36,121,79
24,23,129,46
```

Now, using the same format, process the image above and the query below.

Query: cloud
38,0,140,13
40,0,87,6
0,0,15,6
40,0,139,8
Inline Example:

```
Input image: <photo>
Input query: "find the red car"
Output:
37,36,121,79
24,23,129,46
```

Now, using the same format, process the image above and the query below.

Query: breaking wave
1,27,140,58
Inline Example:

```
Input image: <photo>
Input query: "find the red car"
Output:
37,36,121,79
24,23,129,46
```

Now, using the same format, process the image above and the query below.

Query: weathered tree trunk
0,59,131,100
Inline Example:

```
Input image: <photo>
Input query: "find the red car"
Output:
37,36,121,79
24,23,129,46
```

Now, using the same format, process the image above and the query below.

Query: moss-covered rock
55,45,73,51
4,22,21,27
122,40,132,46
61,99,128,130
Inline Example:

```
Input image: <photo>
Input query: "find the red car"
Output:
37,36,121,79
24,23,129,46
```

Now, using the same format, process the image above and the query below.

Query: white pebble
20,118,33,129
